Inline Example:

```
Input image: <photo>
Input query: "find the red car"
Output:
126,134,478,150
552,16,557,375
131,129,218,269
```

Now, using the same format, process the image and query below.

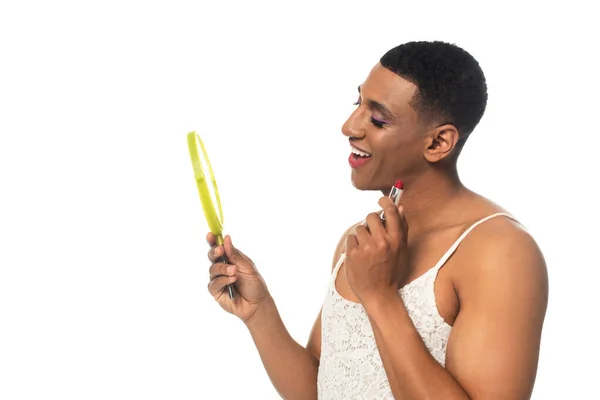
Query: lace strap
332,253,345,279
430,212,517,273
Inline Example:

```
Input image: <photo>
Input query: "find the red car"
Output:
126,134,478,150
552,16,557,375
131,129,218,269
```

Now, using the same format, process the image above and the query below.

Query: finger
208,275,238,297
345,233,358,254
207,244,224,263
364,212,386,238
209,262,236,281
354,224,371,244
378,196,404,235
206,232,217,246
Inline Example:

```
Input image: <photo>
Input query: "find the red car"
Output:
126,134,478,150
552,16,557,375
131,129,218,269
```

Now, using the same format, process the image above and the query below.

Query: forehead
361,64,418,117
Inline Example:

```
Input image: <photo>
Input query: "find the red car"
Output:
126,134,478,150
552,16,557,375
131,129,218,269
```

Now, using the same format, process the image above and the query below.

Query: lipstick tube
381,180,404,225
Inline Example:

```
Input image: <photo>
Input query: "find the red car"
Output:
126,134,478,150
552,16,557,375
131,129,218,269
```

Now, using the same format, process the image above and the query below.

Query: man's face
343,63,426,192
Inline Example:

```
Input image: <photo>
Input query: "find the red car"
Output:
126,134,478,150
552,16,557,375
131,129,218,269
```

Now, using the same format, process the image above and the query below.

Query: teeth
351,147,371,157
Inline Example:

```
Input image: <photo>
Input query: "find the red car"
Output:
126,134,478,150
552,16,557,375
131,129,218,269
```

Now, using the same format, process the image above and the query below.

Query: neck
387,166,469,236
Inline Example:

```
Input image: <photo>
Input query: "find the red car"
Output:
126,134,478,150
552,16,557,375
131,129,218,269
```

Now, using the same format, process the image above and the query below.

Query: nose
342,107,365,139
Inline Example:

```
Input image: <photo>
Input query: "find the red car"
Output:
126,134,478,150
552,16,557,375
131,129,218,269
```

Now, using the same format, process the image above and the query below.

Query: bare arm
245,298,319,400
445,225,548,399
363,222,548,399
246,223,356,399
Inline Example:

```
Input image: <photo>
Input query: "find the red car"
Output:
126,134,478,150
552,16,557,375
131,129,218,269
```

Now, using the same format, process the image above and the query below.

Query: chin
350,171,381,191
352,171,398,193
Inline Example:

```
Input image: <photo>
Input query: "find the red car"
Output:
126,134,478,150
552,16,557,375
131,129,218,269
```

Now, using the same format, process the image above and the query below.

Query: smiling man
206,41,548,399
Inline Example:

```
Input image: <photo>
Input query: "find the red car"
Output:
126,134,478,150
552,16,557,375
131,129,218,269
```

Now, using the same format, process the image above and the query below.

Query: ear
423,124,460,163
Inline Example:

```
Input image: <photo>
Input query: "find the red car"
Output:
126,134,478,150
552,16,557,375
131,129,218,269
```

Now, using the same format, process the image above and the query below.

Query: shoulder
462,215,544,268
444,213,549,398
454,214,548,305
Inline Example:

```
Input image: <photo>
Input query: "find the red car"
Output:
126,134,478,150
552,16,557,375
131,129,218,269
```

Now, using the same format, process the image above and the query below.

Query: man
206,41,548,399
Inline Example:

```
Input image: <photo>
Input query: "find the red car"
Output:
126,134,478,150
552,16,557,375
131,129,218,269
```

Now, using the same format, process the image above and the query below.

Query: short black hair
380,41,487,149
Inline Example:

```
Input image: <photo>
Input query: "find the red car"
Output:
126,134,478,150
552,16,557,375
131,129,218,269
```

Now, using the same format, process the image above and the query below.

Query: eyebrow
358,85,396,122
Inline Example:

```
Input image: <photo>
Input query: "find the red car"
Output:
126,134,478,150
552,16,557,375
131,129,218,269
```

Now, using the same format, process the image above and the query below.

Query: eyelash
370,118,386,128
353,99,387,128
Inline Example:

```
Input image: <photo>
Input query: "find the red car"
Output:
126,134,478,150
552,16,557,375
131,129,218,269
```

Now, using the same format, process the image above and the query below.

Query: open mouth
351,148,372,159
349,147,372,168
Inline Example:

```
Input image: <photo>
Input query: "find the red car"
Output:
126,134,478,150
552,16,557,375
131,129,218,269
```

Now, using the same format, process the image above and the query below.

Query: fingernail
226,266,235,274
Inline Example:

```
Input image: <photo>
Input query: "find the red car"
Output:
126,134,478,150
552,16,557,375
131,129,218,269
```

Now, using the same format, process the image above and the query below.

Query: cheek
376,132,410,156
378,135,423,169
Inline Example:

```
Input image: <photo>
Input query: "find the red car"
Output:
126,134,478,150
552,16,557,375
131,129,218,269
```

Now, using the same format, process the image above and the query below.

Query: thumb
223,235,242,263
396,205,408,233
223,235,258,276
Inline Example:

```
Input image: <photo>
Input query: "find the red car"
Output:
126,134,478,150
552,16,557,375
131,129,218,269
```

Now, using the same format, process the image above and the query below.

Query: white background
1,1,598,399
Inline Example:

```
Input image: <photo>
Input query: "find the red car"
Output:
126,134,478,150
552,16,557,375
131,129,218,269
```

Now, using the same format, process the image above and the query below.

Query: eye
352,96,387,128
370,117,387,128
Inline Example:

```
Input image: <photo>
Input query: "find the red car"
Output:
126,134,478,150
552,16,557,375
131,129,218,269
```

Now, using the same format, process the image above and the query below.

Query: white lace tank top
316,213,514,399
